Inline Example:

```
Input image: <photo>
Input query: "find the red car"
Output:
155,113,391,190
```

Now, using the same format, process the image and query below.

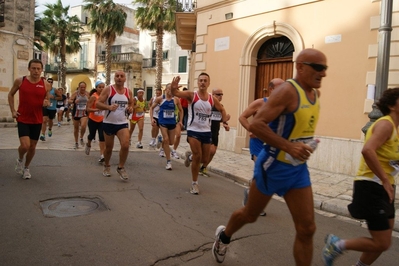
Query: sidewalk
1,117,398,232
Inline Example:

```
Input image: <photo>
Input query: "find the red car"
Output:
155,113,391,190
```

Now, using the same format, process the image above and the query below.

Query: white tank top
187,91,214,132
153,95,161,119
103,85,130,125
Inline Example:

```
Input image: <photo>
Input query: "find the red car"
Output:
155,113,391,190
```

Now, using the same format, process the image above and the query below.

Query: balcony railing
178,0,196,12
45,61,93,72
142,58,156,68
98,52,143,64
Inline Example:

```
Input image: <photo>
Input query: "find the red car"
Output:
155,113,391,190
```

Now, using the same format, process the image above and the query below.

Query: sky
36,0,135,14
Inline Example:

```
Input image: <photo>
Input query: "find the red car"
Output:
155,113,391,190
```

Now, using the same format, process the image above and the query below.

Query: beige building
139,29,190,100
0,0,36,121
176,0,399,175
46,5,142,94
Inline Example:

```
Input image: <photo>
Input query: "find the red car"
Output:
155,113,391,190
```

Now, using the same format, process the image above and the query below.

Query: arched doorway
255,36,294,99
70,75,93,93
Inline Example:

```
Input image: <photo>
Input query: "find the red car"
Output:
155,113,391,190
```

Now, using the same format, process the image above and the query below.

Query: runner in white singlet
171,73,228,195
96,70,133,181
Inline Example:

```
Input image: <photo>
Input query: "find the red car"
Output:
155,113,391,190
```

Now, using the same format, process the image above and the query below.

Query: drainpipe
362,0,393,134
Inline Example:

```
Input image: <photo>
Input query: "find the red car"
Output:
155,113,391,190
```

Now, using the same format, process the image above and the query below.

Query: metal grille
178,0,196,12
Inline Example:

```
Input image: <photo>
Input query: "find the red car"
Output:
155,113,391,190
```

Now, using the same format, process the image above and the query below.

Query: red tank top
17,77,46,124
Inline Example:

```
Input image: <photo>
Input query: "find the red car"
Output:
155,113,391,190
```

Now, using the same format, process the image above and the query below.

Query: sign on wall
215,37,230,52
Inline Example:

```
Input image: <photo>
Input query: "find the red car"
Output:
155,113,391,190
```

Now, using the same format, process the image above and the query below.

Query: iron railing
98,52,143,63
178,0,196,12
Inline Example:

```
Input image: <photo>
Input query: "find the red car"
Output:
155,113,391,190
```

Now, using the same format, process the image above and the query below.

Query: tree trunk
105,38,112,85
60,36,67,89
155,25,164,90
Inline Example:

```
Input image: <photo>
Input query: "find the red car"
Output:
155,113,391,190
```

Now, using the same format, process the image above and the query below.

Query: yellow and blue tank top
265,79,320,164
356,115,399,185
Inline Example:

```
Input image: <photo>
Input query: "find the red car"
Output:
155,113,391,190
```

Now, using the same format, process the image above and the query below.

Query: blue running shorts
253,149,311,197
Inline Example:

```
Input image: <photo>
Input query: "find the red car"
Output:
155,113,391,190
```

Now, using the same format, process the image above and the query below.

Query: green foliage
40,0,83,89
83,0,127,84
133,0,178,89
134,0,177,33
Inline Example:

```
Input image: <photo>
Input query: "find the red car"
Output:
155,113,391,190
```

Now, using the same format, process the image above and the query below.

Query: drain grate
40,197,108,218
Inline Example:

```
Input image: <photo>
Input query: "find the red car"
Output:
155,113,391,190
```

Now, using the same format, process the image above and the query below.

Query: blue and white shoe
322,234,342,266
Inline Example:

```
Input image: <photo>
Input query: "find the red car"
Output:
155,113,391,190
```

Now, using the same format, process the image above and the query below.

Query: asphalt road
0,149,398,266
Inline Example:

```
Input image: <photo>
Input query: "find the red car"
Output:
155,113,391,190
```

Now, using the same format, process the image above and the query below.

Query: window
33,51,42,60
178,56,187,73
0,0,4,24
163,51,169,60
111,45,121,54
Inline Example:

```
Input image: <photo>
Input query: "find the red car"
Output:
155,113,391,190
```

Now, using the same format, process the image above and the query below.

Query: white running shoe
212,225,228,263
171,150,180,159
184,151,192,167
165,162,172,170
15,159,23,175
85,144,91,155
22,168,31,179
103,165,111,177
156,135,163,149
149,139,156,147
117,167,129,181
190,183,199,195
136,142,143,149
159,149,165,157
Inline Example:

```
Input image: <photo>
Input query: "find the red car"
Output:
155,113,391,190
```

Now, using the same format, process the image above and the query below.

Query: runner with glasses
199,88,230,177
212,48,327,265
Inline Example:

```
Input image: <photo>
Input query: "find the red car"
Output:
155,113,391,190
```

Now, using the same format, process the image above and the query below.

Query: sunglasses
214,93,223,96
302,62,328,72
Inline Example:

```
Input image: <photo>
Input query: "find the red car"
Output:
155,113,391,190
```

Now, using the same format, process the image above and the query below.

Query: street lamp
362,0,392,134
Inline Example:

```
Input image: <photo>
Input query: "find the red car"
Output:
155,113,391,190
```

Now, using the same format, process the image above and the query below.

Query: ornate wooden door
255,36,295,99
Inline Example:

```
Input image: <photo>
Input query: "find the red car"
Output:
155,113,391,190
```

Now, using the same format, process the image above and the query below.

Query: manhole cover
40,197,108,218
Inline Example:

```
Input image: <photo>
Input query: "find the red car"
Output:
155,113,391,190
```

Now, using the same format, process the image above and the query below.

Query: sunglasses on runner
302,62,328,72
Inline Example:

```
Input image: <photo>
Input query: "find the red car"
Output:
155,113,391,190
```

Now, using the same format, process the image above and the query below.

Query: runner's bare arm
8,78,23,117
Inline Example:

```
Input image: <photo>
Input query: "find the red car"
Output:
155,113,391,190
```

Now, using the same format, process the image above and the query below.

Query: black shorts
17,122,42,140
347,180,395,231
42,108,57,120
187,130,212,144
159,123,176,130
154,117,159,127
211,131,219,146
102,123,128,136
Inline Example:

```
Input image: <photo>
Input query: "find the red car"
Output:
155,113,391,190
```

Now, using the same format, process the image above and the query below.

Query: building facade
45,5,142,94
139,29,189,101
0,0,36,121
176,0,399,175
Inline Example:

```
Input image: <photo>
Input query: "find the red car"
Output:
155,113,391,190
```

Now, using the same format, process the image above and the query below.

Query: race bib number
163,110,174,118
115,100,127,110
196,112,209,123
211,111,222,121
57,101,64,105
95,110,104,116
77,104,86,110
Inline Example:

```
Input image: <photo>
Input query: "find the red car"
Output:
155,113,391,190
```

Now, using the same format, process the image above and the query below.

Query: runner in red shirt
8,59,52,179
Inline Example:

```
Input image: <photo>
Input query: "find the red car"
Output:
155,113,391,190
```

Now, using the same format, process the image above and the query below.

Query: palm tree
84,0,127,85
133,0,179,90
41,0,82,89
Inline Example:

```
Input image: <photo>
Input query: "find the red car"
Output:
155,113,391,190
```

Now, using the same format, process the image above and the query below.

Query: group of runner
9,51,397,266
